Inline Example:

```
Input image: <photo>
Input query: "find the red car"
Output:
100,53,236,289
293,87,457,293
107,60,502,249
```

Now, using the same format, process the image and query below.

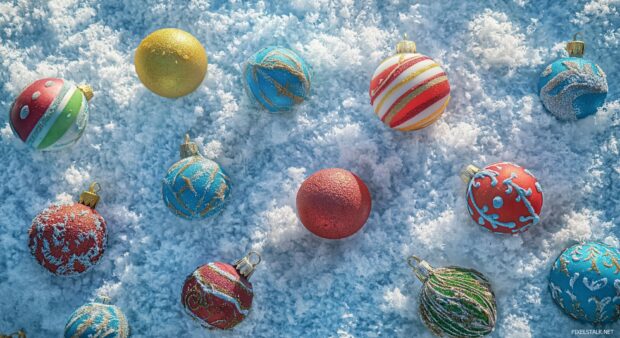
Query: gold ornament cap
566,32,585,58
0,330,26,338
234,251,261,280
460,164,481,184
79,182,101,208
180,134,200,158
77,84,94,101
396,34,416,54
408,255,434,283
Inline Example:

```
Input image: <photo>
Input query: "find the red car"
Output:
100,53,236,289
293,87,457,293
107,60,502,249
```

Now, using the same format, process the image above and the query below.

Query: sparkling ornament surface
549,242,620,324
28,203,107,275
244,46,312,112
296,168,371,239
369,52,450,131
182,262,254,330
410,257,497,337
9,78,91,151
538,57,607,120
64,297,129,338
135,28,208,98
465,162,543,234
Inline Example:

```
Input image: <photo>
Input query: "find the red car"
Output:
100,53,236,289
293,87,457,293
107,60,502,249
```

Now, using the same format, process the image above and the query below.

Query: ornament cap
566,32,585,58
460,164,481,183
94,295,111,304
396,34,417,54
234,251,261,280
180,134,200,158
77,84,94,101
408,255,434,283
79,182,101,208
0,330,26,338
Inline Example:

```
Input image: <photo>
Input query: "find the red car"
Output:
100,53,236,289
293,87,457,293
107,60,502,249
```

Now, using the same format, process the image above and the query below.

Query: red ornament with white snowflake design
460,162,543,234
28,183,107,275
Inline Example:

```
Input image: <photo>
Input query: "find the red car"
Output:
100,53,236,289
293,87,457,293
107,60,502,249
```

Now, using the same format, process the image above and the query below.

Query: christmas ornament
64,296,129,338
162,134,232,220
369,34,450,131
182,252,261,330
244,46,312,112
28,183,106,275
9,77,93,151
135,28,208,98
408,256,497,337
549,242,620,324
296,168,371,239
538,33,607,120
460,162,543,234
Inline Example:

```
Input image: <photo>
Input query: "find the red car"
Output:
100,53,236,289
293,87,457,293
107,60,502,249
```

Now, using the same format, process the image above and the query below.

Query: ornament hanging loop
180,133,200,158
407,255,434,283
234,251,261,280
460,164,481,184
79,182,101,208
396,33,416,54
566,32,585,58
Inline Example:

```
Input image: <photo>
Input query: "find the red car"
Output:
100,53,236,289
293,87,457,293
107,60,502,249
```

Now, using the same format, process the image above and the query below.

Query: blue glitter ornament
162,134,232,220
538,34,607,121
549,242,620,324
244,46,312,112
64,296,129,338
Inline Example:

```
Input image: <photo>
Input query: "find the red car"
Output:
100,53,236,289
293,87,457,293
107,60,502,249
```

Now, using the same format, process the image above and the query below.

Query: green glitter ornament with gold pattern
408,256,497,337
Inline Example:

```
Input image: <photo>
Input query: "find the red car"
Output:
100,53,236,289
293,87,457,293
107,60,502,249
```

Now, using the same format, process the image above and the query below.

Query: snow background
0,0,619,337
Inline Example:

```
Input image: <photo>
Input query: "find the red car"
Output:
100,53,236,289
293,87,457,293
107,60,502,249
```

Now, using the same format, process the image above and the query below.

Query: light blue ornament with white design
244,46,312,112
162,134,232,220
538,34,607,121
549,242,620,324
64,296,129,338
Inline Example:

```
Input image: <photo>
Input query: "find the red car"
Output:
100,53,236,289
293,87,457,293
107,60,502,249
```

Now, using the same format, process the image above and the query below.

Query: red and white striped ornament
369,35,450,131
181,252,261,330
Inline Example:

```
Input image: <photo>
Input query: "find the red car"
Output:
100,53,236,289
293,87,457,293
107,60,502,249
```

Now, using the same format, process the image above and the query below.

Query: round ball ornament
64,296,129,338
369,35,451,131
296,168,372,239
244,46,312,112
9,77,93,151
162,134,232,220
549,242,620,324
408,256,497,337
135,28,208,98
182,252,261,330
460,162,543,234
538,34,607,120
28,183,106,276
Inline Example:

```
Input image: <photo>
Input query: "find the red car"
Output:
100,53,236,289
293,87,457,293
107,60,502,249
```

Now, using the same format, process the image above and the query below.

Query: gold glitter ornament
134,28,208,98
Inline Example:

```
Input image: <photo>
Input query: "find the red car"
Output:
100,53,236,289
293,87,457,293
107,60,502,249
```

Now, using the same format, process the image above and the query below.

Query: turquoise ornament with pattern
244,46,312,112
64,296,129,338
549,242,620,324
162,135,232,220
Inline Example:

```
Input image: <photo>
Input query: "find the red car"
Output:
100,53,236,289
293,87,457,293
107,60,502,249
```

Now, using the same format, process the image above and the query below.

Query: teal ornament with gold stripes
64,296,129,338
244,46,311,112
9,77,93,151
162,134,232,220
408,256,497,337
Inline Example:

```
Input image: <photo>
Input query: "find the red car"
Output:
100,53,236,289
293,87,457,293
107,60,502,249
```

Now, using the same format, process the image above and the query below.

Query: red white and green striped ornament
9,77,93,151
408,256,497,337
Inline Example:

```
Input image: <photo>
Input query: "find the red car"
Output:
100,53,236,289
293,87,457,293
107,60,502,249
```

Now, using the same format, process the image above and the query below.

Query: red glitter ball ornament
461,162,543,234
28,183,107,275
181,252,261,330
296,168,372,239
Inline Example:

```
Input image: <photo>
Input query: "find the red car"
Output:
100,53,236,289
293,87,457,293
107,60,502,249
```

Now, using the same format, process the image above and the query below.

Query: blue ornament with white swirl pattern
64,296,129,338
549,242,620,324
538,35,607,121
244,46,312,112
162,135,232,220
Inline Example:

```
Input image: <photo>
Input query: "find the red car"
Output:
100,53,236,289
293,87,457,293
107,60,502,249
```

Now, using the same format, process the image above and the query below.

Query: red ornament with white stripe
28,183,107,275
9,77,93,151
369,35,450,131
181,252,261,330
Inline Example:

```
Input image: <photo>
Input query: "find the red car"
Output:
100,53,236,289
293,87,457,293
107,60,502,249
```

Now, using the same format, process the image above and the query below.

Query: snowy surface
0,0,619,337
